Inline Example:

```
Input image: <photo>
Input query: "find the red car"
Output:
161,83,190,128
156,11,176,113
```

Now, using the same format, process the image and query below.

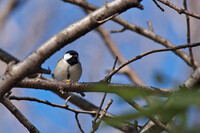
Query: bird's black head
64,50,79,66
66,50,78,56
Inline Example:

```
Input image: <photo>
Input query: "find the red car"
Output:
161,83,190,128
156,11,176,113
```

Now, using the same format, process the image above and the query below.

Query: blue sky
0,0,200,132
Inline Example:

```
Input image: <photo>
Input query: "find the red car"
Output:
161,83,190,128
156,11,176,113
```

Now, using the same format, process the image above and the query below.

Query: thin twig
183,0,196,70
9,95,97,115
90,99,113,133
157,0,200,19
93,57,118,126
92,94,107,123
104,42,200,81
110,27,127,33
107,56,118,82
96,25,145,85
0,48,19,63
65,95,71,106
122,97,171,132
152,0,165,12
147,21,153,32
0,0,142,100
83,3,145,86
62,0,199,68
97,13,118,24
75,113,85,133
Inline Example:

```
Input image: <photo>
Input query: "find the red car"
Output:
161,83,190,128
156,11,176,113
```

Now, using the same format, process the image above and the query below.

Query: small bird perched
54,50,82,82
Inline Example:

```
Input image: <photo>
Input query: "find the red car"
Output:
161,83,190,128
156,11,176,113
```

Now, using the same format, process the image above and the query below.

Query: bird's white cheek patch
64,53,72,60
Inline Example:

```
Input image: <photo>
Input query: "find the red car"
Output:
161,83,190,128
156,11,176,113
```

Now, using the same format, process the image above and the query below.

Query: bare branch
147,21,153,32
75,113,85,133
63,0,199,68
107,56,118,82
53,91,138,133
9,95,97,115
96,26,145,85
123,98,171,132
90,99,113,133
1,98,40,133
94,21,153,104
183,0,196,70
92,57,118,131
0,48,19,63
15,78,174,97
9,92,137,132
65,95,71,106
157,0,200,19
92,93,107,124
105,42,200,81
152,0,165,12
183,67,200,88
97,13,119,24
83,7,145,86
0,0,142,99
139,67,200,132
0,48,51,76
110,27,127,33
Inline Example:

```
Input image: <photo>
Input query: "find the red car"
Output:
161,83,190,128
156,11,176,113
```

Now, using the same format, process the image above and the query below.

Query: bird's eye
74,55,78,57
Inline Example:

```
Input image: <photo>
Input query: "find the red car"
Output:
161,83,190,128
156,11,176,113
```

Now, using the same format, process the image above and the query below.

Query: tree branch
104,42,200,81
91,57,117,132
157,0,200,19
183,0,196,70
75,113,85,133
139,67,200,132
0,49,51,79
1,98,40,133
63,0,199,68
0,0,142,99
15,78,174,97
152,0,164,12
0,48,19,63
90,99,113,133
96,25,145,85
121,98,171,132
9,92,138,132
9,95,97,115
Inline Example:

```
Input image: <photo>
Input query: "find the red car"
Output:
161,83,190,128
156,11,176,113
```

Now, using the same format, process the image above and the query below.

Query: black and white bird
54,50,82,82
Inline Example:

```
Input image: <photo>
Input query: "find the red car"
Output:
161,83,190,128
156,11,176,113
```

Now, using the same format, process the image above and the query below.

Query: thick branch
0,0,142,99
63,0,199,68
0,48,51,75
15,78,174,97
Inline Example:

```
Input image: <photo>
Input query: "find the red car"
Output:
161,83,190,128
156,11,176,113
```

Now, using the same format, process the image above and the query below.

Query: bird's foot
65,79,71,83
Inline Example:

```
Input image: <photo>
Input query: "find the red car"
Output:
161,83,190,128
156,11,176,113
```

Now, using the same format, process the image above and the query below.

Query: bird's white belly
54,59,82,82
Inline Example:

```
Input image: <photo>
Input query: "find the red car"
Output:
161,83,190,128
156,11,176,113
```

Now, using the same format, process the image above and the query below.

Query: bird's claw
65,79,71,83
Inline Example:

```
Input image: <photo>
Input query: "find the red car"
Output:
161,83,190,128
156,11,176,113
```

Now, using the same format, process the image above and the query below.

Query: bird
54,50,82,83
